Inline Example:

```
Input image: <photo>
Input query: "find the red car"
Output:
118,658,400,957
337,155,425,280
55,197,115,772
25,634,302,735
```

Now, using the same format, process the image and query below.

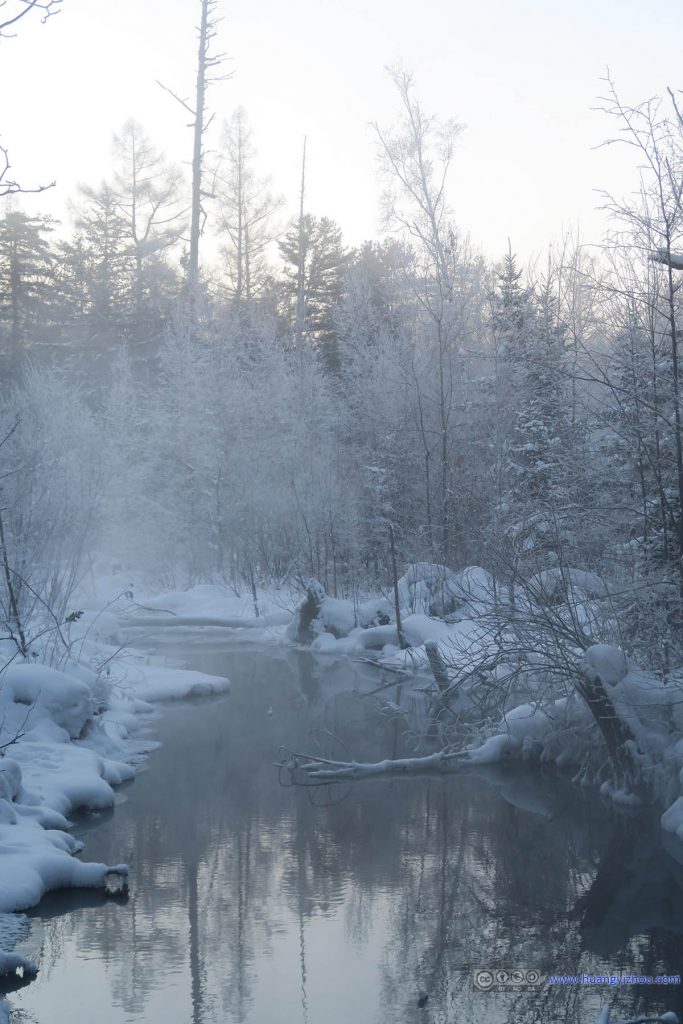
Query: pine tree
278,214,349,373
72,182,132,337
0,208,55,370
491,250,572,572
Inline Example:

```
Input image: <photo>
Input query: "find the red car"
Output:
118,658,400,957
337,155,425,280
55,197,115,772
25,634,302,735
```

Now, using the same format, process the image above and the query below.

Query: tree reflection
13,648,683,1024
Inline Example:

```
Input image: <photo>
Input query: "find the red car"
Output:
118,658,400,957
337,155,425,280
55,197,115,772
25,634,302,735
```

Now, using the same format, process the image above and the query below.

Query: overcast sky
1,0,681,264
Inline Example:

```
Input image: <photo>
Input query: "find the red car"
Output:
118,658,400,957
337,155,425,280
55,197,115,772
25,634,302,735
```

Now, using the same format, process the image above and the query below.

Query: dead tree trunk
389,525,407,649
576,669,643,794
159,0,227,303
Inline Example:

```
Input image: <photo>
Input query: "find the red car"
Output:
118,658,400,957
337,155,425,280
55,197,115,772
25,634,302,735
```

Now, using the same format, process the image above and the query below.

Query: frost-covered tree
111,119,185,325
0,208,55,369
373,67,487,562
214,109,281,311
71,182,132,332
592,79,683,666
279,214,349,374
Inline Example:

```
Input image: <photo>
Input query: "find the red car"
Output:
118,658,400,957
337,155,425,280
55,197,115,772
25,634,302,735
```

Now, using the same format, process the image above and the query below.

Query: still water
8,643,683,1024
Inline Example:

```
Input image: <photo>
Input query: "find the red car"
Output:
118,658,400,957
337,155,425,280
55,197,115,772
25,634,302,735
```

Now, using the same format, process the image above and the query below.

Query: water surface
10,644,683,1024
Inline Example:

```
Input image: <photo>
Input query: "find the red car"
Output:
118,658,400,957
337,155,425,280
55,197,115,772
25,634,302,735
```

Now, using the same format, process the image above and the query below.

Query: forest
2,56,683,674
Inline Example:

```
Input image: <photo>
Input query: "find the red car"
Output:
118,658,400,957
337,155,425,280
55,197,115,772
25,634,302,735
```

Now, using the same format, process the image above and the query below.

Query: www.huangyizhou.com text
549,974,681,987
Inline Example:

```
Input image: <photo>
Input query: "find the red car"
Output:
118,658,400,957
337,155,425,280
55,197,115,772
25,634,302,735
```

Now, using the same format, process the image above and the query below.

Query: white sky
1,0,681,265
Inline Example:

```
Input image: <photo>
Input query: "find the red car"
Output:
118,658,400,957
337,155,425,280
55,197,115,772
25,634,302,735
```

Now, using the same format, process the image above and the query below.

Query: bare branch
0,0,61,36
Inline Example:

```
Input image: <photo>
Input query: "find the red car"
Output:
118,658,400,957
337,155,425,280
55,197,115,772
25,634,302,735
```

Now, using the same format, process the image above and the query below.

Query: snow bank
0,606,230,1014
116,664,230,702
0,817,127,914
397,563,495,618
527,568,607,602
460,642,683,836
0,659,136,929
0,663,94,741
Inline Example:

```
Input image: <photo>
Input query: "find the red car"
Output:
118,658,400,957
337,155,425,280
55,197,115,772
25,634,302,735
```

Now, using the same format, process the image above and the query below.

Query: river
7,642,683,1023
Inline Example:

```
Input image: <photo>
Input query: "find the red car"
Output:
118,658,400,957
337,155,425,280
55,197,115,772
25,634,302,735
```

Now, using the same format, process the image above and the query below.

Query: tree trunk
188,0,209,293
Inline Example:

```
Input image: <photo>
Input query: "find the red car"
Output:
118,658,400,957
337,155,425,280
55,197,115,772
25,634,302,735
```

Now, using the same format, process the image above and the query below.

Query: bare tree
373,67,466,561
598,76,683,584
213,108,281,309
111,119,186,314
159,0,229,296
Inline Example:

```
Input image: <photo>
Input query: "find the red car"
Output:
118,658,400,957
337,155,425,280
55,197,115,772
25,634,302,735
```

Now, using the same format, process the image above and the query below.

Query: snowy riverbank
0,579,230,1021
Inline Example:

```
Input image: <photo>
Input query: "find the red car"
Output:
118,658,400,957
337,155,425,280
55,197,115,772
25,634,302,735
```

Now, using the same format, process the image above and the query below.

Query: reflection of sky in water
10,645,683,1024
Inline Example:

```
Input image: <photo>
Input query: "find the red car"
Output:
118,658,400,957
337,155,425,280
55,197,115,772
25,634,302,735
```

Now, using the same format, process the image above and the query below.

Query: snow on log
119,614,283,629
650,248,683,270
279,748,467,782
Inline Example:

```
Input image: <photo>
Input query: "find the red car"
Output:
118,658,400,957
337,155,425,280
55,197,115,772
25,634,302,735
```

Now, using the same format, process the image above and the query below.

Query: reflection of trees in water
373,773,683,1024
21,650,683,1024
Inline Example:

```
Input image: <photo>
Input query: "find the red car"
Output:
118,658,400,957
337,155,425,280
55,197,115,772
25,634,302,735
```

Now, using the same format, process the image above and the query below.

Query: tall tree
71,182,131,332
279,214,349,374
374,67,468,561
160,0,227,297
0,208,54,367
214,108,281,310
597,78,683,647
111,119,185,319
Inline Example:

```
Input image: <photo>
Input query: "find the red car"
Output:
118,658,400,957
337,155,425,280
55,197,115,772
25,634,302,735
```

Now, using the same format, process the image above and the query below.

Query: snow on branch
650,248,683,270
276,746,468,784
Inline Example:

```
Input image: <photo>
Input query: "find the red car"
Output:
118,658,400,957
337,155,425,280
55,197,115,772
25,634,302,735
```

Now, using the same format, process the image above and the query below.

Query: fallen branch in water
275,745,469,784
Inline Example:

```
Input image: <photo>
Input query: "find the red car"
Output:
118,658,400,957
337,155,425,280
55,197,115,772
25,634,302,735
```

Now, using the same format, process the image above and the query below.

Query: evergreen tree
279,214,349,374
72,182,132,339
0,208,55,370
491,250,572,571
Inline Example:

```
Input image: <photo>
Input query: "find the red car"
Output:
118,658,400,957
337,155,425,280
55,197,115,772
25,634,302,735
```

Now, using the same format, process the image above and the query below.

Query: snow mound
0,815,128,914
122,664,230,702
527,568,607,601
397,563,494,617
0,663,94,741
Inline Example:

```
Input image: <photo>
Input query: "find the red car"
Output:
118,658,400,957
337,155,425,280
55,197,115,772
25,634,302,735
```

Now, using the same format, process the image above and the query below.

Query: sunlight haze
2,0,681,262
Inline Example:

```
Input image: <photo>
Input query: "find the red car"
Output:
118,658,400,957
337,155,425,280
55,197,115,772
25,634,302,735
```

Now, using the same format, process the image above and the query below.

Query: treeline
2,74,683,674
